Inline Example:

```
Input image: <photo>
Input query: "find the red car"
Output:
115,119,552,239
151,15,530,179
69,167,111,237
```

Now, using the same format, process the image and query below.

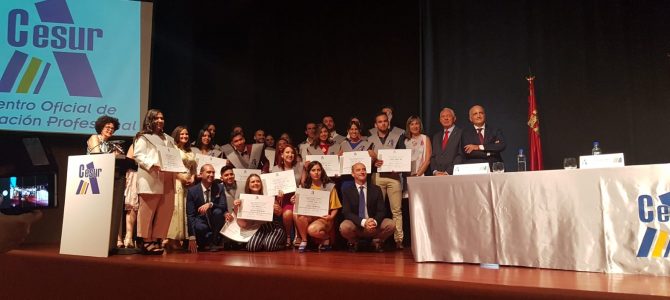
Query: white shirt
355,182,377,227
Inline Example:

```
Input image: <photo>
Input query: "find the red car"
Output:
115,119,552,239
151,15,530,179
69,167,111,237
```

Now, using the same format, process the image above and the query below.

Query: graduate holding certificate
133,109,177,255
229,174,286,252
293,161,342,253
269,145,305,248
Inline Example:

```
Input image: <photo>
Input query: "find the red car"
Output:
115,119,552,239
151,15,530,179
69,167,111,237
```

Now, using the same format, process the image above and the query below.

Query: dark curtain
150,0,420,145
421,0,670,169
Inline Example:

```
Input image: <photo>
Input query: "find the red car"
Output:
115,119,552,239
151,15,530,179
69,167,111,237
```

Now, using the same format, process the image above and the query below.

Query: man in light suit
461,105,506,165
186,164,229,253
430,107,463,175
339,163,395,252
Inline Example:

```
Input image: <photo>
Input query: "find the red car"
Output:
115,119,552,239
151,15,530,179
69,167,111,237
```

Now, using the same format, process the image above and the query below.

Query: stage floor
1,245,668,299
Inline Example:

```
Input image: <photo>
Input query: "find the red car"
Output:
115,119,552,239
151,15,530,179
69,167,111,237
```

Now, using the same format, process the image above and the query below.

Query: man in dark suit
461,105,506,164
339,162,395,252
186,164,228,253
430,107,464,175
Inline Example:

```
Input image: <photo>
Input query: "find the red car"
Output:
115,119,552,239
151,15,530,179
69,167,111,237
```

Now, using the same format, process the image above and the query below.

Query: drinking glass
563,157,578,169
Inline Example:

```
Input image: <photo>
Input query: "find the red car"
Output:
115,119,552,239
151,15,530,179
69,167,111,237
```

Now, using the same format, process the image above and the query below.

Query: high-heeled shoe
298,242,308,253
141,242,164,255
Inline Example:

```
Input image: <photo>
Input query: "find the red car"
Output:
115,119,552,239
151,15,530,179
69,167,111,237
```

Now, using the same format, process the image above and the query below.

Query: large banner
0,0,141,136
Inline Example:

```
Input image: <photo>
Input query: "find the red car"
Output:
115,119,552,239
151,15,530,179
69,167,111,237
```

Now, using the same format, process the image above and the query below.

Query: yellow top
310,184,342,210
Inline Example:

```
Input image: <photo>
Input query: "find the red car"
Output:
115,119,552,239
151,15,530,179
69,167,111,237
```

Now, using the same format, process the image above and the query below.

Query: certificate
220,215,260,242
195,154,227,178
377,149,412,172
306,155,340,177
155,145,187,173
261,170,297,196
236,193,275,221
233,168,258,186
340,151,372,175
294,188,330,217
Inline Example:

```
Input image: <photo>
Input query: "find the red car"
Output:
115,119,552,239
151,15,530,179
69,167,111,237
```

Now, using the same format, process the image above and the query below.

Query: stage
0,245,668,299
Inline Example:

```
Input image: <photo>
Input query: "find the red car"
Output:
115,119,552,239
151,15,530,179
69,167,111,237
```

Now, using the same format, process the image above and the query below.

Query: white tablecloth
407,164,670,275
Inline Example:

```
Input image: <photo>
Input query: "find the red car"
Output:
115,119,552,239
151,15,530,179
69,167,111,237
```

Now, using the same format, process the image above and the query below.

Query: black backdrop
150,0,670,169
421,0,670,169
150,0,420,146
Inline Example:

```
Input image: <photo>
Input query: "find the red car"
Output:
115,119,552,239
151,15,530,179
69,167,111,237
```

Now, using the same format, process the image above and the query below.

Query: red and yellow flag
527,76,543,170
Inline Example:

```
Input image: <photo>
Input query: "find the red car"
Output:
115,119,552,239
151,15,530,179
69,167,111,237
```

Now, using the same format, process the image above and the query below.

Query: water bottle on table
592,141,601,155
516,149,526,171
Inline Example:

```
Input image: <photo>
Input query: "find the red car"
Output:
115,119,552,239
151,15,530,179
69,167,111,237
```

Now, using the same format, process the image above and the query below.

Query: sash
141,133,175,148
265,148,276,166
221,144,248,168
340,139,372,152
249,143,264,169
368,127,404,152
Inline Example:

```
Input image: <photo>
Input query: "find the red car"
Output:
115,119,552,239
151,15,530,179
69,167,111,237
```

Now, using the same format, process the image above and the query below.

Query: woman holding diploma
164,126,198,251
232,174,287,251
294,161,342,252
270,144,305,247
134,109,177,255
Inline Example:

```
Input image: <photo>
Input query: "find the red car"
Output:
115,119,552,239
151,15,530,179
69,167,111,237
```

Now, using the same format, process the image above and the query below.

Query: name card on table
453,163,490,175
579,153,625,169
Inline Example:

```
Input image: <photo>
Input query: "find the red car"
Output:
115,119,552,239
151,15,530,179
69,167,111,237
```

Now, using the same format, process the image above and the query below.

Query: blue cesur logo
76,161,101,195
636,192,670,258
0,0,103,97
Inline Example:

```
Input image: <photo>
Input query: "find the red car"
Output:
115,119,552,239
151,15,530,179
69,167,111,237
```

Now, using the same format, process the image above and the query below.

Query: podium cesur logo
76,161,101,195
636,192,670,258
0,0,103,97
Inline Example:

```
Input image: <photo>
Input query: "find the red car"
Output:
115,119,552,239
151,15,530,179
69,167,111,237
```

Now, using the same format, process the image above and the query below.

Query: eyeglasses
104,125,116,131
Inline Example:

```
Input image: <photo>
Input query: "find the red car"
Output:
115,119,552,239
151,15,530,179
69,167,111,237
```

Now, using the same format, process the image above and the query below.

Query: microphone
108,140,125,153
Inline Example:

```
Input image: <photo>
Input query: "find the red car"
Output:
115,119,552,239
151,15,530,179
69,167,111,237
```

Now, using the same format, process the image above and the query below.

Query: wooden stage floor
1,245,668,299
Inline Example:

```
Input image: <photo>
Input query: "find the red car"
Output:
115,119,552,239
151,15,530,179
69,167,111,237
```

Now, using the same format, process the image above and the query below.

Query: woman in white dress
164,126,197,251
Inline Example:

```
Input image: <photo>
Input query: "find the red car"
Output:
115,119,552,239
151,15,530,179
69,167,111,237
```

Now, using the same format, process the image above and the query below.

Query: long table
407,164,670,276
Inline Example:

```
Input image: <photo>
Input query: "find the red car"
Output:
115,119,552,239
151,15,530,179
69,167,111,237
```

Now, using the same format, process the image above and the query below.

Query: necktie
358,186,366,219
205,189,210,203
476,128,484,144
441,130,449,150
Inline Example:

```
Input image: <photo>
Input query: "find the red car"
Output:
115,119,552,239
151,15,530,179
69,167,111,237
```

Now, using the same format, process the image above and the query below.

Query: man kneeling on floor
187,164,229,252
339,162,395,252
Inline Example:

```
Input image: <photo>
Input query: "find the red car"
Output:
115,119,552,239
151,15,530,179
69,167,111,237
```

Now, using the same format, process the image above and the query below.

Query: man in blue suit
461,105,506,165
339,163,395,252
186,164,227,253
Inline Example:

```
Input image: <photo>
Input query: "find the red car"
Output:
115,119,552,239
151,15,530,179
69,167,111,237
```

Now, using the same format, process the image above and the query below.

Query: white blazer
134,133,177,194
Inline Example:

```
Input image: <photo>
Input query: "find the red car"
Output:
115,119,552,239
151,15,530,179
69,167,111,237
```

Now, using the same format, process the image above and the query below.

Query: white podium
60,154,122,257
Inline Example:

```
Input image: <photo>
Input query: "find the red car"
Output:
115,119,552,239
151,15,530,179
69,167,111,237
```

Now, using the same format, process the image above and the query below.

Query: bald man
461,105,506,165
